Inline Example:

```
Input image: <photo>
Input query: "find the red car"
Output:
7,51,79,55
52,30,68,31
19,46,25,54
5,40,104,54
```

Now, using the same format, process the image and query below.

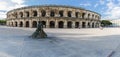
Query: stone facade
6,5,101,28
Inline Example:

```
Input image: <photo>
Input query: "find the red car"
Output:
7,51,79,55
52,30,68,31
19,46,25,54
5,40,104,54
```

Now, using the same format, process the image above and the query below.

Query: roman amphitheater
6,5,101,28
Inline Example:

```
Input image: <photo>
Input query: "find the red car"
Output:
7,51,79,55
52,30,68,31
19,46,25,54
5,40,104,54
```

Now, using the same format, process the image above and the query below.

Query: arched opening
92,14,94,19
68,11,72,17
41,21,46,28
88,14,90,19
67,21,72,28
50,21,55,28
19,12,23,18
20,21,23,27
82,22,86,28
75,22,79,28
92,23,94,28
15,22,17,27
50,10,55,17
75,12,79,18
41,10,46,17
82,13,85,19
33,11,37,17
11,22,13,26
32,21,37,28
88,22,90,28
26,11,29,17
26,21,29,27
59,10,63,17
58,21,64,28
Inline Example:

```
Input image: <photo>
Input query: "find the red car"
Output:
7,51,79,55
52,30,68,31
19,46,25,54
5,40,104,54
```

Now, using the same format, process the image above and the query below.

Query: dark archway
88,14,90,19
82,22,86,28
11,22,13,26
26,21,29,27
19,12,23,18
32,21,37,28
50,21,55,28
67,21,72,28
41,10,46,17
33,11,37,17
75,12,79,18
92,23,94,28
20,21,23,27
41,21,46,28
82,13,85,19
15,22,17,27
68,11,72,17
59,10,63,17
50,10,55,17
58,21,64,28
75,22,79,28
26,11,29,17
88,22,90,28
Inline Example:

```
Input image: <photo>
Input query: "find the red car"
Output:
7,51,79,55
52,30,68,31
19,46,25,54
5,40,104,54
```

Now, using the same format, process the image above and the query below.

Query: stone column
79,21,82,28
23,21,26,27
38,9,41,17
72,21,75,28
29,20,32,28
46,20,49,28
64,20,67,28
55,20,58,28
29,9,33,17
85,21,88,28
64,10,67,17
72,11,75,18
46,10,50,17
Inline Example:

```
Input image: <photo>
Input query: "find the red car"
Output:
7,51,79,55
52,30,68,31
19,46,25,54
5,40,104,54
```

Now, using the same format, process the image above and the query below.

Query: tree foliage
101,20,112,27
0,20,6,25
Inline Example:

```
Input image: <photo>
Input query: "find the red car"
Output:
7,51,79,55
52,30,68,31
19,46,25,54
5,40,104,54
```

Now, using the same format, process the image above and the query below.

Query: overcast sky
1,0,120,20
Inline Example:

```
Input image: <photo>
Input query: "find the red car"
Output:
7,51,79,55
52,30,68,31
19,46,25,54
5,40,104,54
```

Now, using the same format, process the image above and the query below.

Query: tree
101,20,112,27
0,20,6,25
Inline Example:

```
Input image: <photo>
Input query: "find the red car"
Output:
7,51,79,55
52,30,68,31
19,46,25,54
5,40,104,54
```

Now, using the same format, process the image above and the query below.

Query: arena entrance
75,22,79,28
20,21,23,27
41,21,46,28
88,22,90,28
50,21,55,28
92,23,94,28
15,22,17,27
67,21,72,28
82,22,86,28
26,21,29,27
32,21,37,28
58,21,64,28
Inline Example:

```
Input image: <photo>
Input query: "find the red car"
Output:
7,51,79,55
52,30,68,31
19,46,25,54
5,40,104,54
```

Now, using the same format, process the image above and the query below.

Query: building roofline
7,5,101,15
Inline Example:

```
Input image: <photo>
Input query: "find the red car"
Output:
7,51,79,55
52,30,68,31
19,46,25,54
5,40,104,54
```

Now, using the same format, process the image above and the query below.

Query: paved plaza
0,26,120,57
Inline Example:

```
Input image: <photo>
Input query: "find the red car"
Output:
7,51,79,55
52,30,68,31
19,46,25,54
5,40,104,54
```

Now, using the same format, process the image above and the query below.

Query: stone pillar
64,10,67,17
23,21,26,27
72,21,75,28
29,20,32,28
38,9,41,17
55,20,58,28
46,20,49,28
72,11,75,18
29,10,33,17
64,20,67,28
46,10,50,17
85,21,88,28
79,21,82,28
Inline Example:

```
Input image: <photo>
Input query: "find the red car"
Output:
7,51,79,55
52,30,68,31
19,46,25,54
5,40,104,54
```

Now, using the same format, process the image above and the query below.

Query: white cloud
94,3,98,8
80,3,91,7
100,0,105,5
103,0,120,19
0,0,27,19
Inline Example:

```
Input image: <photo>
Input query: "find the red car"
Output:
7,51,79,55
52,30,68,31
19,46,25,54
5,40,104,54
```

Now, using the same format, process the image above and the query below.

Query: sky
0,0,120,20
